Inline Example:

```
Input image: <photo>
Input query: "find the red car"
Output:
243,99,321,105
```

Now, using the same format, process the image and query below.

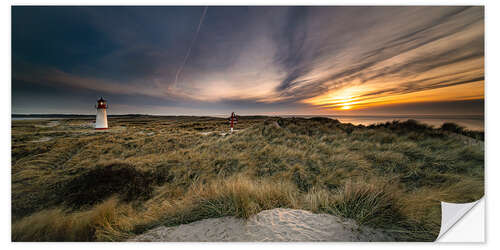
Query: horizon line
11,113,485,118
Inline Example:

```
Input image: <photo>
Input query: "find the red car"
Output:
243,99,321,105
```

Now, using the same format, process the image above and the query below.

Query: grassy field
11,116,484,241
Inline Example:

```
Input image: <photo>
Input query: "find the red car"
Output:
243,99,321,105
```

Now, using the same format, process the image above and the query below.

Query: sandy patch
79,122,95,128
35,121,60,128
137,131,155,136
221,129,242,136
129,208,393,242
200,131,237,136
29,137,52,143
74,126,127,135
272,121,281,128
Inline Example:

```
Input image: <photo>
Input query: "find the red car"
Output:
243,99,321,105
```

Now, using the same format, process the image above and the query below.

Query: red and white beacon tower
229,112,238,133
95,97,108,130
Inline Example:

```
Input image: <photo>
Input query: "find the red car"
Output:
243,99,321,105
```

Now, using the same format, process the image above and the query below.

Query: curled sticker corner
436,198,483,241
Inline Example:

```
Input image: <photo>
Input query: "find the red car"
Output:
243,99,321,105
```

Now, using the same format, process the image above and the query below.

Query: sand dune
130,208,394,242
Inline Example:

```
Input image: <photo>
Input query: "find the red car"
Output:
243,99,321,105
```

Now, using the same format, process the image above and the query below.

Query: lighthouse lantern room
95,97,108,130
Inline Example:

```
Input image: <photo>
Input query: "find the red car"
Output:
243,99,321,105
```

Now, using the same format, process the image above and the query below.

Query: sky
12,6,484,116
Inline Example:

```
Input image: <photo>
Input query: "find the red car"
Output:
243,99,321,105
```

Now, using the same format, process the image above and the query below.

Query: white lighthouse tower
95,97,108,130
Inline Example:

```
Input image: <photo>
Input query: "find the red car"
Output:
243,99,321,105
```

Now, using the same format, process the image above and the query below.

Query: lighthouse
95,97,108,130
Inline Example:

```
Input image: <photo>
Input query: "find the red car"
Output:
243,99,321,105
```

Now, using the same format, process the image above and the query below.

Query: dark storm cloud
12,7,204,82
12,7,116,72
12,6,484,115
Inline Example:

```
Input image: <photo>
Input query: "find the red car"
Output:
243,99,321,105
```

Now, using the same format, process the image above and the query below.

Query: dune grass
11,116,484,241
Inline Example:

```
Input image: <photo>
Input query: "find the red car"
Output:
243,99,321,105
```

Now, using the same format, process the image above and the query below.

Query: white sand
129,208,394,242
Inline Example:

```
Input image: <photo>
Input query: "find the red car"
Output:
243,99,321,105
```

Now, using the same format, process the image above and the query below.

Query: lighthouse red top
96,97,107,109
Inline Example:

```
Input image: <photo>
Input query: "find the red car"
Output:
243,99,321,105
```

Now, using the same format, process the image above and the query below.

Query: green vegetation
11,116,484,241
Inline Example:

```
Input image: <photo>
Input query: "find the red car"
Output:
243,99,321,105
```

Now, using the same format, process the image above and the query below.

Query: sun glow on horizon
303,78,484,112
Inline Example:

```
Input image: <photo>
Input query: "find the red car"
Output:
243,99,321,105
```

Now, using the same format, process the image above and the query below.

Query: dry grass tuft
12,197,133,241
132,175,300,233
329,179,401,225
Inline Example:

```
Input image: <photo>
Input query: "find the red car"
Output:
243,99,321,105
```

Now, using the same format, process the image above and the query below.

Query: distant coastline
12,113,484,119
12,113,484,131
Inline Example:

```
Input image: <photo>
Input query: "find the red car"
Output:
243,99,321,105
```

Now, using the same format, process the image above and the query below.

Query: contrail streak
175,6,208,85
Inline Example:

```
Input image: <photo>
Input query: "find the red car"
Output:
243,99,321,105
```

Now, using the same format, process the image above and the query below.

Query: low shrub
440,122,464,133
